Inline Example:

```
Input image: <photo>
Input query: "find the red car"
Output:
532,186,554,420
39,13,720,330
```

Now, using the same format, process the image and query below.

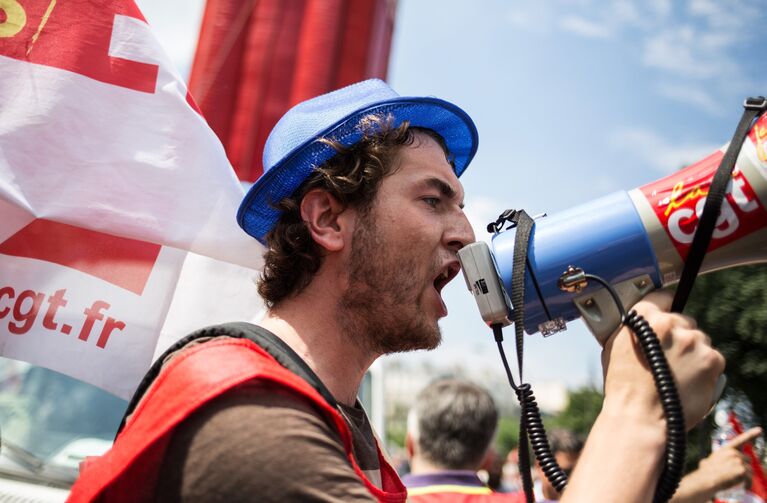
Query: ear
479,447,496,471
405,432,416,459
300,189,349,252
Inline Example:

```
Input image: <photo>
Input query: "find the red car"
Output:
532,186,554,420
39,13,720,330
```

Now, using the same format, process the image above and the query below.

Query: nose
445,209,476,253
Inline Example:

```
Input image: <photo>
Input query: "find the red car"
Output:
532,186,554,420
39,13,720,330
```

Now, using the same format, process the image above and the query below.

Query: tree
682,264,767,425
677,265,767,470
549,386,603,436
495,415,520,454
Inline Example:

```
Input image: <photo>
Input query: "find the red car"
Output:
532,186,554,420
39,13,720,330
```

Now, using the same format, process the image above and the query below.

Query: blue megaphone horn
458,105,767,344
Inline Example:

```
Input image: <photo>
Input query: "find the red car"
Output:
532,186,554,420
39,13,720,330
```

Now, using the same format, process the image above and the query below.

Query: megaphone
458,106,767,344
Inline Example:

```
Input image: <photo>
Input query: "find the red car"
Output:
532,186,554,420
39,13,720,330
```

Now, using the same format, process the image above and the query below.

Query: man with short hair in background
403,378,524,502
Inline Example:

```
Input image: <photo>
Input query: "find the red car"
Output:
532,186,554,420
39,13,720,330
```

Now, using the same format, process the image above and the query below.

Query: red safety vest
68,338,407,502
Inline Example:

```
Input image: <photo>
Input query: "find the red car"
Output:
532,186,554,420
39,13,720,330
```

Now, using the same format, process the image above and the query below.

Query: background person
671,426,762,503
402,378,524,502
530,429,584,502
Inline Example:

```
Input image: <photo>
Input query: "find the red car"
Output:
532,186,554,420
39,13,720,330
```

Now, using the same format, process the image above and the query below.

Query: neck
410,455,461,475
258,287,378,406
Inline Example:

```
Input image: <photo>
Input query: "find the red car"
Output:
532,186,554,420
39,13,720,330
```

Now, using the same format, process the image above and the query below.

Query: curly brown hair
258,114,451,307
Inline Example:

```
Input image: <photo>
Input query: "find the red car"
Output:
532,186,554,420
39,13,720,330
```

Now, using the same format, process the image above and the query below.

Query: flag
0,0,264,399
187,0,396,181
729,411,767,501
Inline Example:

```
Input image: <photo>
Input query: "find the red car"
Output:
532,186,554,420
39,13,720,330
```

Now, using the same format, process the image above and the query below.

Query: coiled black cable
586,273,686,503
495,273,686,503
624,309,686,503
494,323,568,498
493,324,536,503
516,383,568,492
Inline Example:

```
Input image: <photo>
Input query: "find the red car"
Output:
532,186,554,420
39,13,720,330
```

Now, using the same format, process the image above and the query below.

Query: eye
422,197,440,208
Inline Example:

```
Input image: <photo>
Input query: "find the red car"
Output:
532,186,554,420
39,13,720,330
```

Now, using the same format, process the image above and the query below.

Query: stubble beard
337,208,442,355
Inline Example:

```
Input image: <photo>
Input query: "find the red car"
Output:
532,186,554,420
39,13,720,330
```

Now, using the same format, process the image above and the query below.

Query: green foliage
386,402,409,449
494,386,603,459
682,265,767,425
548,386,603,436
685,418,716,473
679,265,767,470
495,415,520,454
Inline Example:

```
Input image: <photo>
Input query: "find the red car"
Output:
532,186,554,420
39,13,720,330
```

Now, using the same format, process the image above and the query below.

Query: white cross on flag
0,0,265,399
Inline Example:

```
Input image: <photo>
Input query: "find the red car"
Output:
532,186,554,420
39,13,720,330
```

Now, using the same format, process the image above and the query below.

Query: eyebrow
422,177,464,209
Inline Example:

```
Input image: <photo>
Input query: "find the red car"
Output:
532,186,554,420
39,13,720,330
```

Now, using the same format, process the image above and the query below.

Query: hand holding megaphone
458,99,766,503
602,290,725,429
563,290,726,503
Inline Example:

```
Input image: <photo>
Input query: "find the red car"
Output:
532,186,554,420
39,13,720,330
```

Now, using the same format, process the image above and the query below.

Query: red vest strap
68,338,406,502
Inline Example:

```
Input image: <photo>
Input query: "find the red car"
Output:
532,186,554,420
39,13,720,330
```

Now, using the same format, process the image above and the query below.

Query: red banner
187,0,396,182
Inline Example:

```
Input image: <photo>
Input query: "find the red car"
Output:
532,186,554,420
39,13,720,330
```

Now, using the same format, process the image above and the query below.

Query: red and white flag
0,0,264,399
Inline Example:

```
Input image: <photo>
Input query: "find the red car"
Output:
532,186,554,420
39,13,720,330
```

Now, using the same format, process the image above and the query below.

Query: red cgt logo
639,150,767,260
0,219,161,349
0,0,158,93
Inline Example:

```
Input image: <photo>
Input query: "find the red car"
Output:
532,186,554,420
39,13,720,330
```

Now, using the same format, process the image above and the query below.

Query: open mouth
433,262,460,293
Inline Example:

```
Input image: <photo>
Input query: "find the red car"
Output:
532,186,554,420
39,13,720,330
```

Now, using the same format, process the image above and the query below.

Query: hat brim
237,96,479,245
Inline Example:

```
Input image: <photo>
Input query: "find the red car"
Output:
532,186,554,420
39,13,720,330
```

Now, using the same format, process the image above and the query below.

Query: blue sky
136,0,767,392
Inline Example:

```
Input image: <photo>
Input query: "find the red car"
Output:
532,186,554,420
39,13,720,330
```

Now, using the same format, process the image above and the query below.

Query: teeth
435,268,453,286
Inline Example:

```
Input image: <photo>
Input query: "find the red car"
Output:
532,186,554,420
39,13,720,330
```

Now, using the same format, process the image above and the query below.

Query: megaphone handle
556,270,688,502
573,274,656,345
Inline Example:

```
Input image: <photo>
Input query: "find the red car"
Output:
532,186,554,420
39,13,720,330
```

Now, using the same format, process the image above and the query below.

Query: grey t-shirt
154,380,380,502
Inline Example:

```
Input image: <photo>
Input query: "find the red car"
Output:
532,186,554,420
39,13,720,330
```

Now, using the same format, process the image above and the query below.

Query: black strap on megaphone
489,209,567,503
671,96,767,313
494,207,685,503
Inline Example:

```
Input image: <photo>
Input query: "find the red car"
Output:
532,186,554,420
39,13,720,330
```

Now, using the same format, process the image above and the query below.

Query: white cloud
642,26,730,79
559,16,612,39
648,0,672,19
655,82,724,115
610,0,642,26
505,3,557,33
688,0,761,30
610,127,719,174
505,0,761,110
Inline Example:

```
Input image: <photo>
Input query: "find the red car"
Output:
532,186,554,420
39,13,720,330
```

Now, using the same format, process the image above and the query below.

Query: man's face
337,132,475,354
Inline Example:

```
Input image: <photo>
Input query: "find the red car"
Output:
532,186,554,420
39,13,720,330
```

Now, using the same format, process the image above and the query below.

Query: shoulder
164,380,343,464
156,381,375,502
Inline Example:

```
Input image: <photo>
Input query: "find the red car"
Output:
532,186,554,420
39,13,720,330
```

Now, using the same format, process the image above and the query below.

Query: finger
639,311,697,338
726,426,763,449
687,327,711,346
675,313,698,330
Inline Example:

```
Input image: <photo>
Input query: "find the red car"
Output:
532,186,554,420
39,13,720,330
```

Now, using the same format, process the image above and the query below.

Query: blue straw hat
237,79,479,244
